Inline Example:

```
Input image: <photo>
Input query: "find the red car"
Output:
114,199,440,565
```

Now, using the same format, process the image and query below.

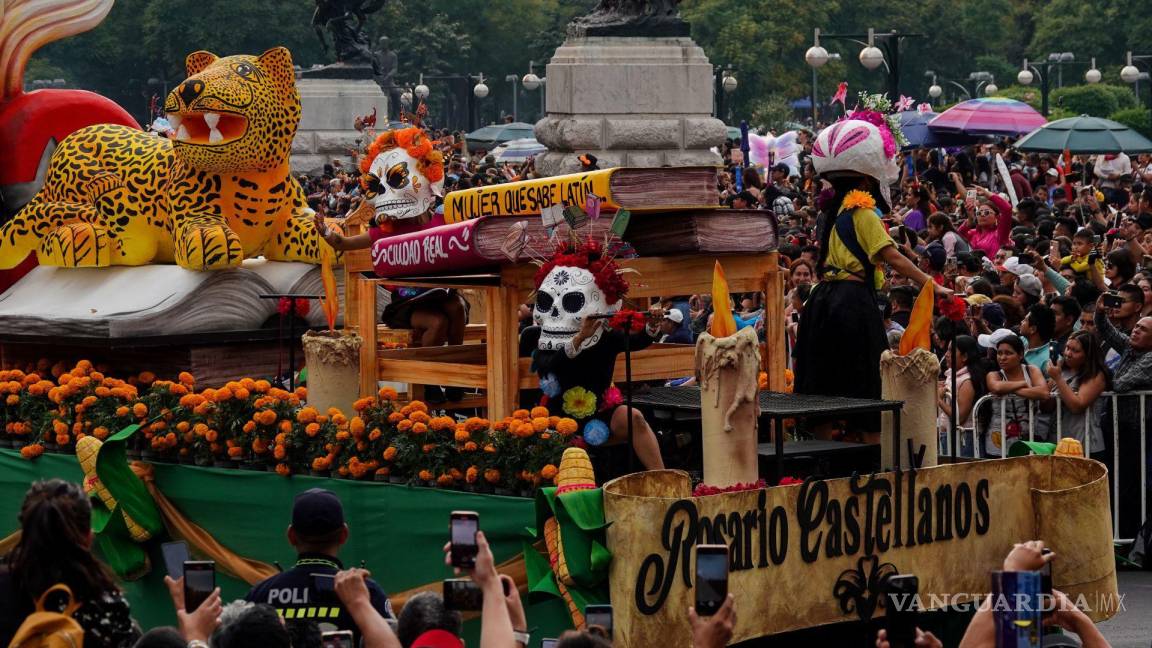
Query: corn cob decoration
542,447,599,626
77,436,153,542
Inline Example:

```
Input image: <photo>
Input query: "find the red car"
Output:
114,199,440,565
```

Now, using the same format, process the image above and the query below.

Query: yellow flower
841,189,876,212
561,387,597,419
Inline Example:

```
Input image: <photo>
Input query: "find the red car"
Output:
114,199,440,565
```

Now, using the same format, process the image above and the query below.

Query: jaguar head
163,47,300,173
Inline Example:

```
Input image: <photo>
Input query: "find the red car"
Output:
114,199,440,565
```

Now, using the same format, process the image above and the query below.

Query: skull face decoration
533,240,629,353
360,127,444,223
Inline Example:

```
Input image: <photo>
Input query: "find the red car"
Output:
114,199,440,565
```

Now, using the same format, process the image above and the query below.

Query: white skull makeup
534,264,620,352
365,147,442,221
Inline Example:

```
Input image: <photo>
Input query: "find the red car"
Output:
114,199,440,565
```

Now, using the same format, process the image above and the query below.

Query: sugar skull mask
534,264,620,352
364,146,443,222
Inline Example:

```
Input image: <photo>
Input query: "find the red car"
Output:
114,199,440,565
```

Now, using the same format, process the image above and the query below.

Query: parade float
0,2,1121,645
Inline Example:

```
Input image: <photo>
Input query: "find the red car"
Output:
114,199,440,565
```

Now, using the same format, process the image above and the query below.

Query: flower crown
359,127,445,185
844,92,908,159
534,239,629,305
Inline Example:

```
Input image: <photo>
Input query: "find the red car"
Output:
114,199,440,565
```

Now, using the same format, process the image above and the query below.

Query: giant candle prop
695,261,760,487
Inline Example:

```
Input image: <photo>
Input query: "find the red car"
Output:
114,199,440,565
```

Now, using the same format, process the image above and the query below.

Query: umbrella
1013,115,1152,154
491,138,548,163
898,110,982,150
928,97,1047,137
465,122,537,147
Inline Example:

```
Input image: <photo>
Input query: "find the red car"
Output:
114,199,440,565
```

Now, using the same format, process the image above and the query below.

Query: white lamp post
1085,58,1101,84
859,28,884,71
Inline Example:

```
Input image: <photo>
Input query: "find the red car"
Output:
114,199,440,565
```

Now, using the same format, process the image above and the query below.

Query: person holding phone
442,530,516,648
246,489,393,643
0,479,141,648
956,184,1013,258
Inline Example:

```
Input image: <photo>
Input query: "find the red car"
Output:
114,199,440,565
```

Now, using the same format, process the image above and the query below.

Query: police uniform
245,552,393,636
247,488,394,643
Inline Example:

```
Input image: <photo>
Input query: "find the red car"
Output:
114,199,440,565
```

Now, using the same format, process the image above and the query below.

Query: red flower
778,476,803,486
609,310,646,334
936,296,967,322
692,479,767,497
278,297,311,318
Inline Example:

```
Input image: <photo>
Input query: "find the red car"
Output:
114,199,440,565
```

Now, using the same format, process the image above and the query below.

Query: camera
1102,291,1125,309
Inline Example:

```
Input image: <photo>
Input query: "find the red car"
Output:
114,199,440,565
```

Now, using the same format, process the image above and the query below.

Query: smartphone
443,578,483,611
1103,291,1125,309
183,560,215,612
991,570,1043,648
694,545,729,616
541,640,558,648
966,189,977,204
1040,548,1053,619
883,574,919,648
161,541,190,579
320,630,354,648
450,511,479,568
584,604,613,637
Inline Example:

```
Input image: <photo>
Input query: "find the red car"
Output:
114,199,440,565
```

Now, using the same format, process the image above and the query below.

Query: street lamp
984,80,998,96
1017,58,1051,117
1085,58,1101,84
473,75,489,99
811,28,923,103
713,64,737,123
1121,51,1152,132
924,70,942,102
414,73,430,100
521,60,544,119
805,29,833,125
858,28,884,71
1049,52,1074,88
504,73,520,121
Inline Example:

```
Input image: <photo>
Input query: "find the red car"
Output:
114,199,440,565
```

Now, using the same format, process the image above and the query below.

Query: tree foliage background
21,0,1152,128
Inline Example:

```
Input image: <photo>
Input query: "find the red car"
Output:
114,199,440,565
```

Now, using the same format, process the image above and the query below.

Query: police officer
246,489,393,641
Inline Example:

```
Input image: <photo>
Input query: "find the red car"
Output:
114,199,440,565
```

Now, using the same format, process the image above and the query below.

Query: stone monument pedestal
533,36,726,176
292,65,386,174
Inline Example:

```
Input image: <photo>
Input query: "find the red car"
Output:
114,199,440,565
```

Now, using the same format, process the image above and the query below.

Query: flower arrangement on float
0,360,580,495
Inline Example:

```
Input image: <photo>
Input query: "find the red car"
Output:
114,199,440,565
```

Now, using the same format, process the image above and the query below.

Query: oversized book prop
442,167,720,223
369,216,613,278
604,457,1117,646
626,209,777,256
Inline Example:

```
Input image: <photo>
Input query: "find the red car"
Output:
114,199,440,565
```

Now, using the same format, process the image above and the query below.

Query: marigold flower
6,395,19,406
378,387,399,401
556,418,578,435
382,446,398,461
214,388,233,402
254,380,271,393
258,410,278,426
484,469,501,484
387,412,404,424
484,444,496,453
368,428,382,441
131,402,147,418
205,429,219,443
312,457,331,471
332,413,348,427
437,474,454,486
227,446,244,458
138,371,156,384
349,417,366,436
464,441,478,452
276,463,291,476
454,429,470,442
233,387,250,401
279,420,293,434
409,400,428,413
531,406,551,419
306,423,321,437
421,443,437,453
412,422,428,435
21,444,44,459
397,420,413,432
513,409,530,420
541,464,559,480
409,411,430,425
297,407,319,424
532,417,550,433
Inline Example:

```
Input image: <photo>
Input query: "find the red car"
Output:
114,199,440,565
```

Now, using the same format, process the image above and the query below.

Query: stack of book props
367,167,778,278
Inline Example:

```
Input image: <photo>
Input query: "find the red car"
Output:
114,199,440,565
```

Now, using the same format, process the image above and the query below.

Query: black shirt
245,553,393,641
0,566,139,648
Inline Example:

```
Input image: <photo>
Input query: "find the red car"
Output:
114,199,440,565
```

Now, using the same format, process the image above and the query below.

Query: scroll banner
604,457,1117,646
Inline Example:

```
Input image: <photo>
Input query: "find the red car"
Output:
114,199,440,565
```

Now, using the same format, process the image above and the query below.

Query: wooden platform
343,234,786,419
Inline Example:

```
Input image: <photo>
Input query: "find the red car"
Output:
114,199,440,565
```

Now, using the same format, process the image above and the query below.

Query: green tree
1110,108,1151,138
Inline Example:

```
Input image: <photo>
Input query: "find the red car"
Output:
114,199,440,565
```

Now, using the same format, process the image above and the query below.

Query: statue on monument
311,0,387,64
569,0,688,37
371,36,403,118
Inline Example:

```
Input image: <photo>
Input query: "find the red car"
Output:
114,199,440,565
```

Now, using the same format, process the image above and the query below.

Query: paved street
1099,570,1152,647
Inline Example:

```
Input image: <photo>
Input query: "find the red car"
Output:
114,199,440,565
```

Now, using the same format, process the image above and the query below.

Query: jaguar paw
175,222,243,270
37,223,112,267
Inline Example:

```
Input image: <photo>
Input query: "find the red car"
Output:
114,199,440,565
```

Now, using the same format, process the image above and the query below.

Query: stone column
533,36,726,176
292,66,386,174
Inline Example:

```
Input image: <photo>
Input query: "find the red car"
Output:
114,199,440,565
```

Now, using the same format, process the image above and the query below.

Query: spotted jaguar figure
0,47,325,271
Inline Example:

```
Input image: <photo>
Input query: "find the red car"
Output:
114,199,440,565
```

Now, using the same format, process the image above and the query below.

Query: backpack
7,584,84,648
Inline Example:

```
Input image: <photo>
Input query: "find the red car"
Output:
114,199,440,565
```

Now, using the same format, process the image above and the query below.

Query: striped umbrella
928,97,1047,137
1013,115,1152,154
491,138,548,163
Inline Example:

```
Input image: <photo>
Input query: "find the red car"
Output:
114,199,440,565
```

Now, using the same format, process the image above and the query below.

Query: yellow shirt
824,208,894,289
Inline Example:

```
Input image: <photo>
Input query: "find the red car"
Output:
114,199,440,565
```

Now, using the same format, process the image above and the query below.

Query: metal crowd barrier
939,391,1150,545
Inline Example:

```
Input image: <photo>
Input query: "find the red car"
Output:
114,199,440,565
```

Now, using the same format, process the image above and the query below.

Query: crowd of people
0,480,1112,648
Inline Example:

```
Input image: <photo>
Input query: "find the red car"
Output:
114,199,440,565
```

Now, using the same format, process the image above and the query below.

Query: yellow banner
603,456,1117,646
443,170,617,223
